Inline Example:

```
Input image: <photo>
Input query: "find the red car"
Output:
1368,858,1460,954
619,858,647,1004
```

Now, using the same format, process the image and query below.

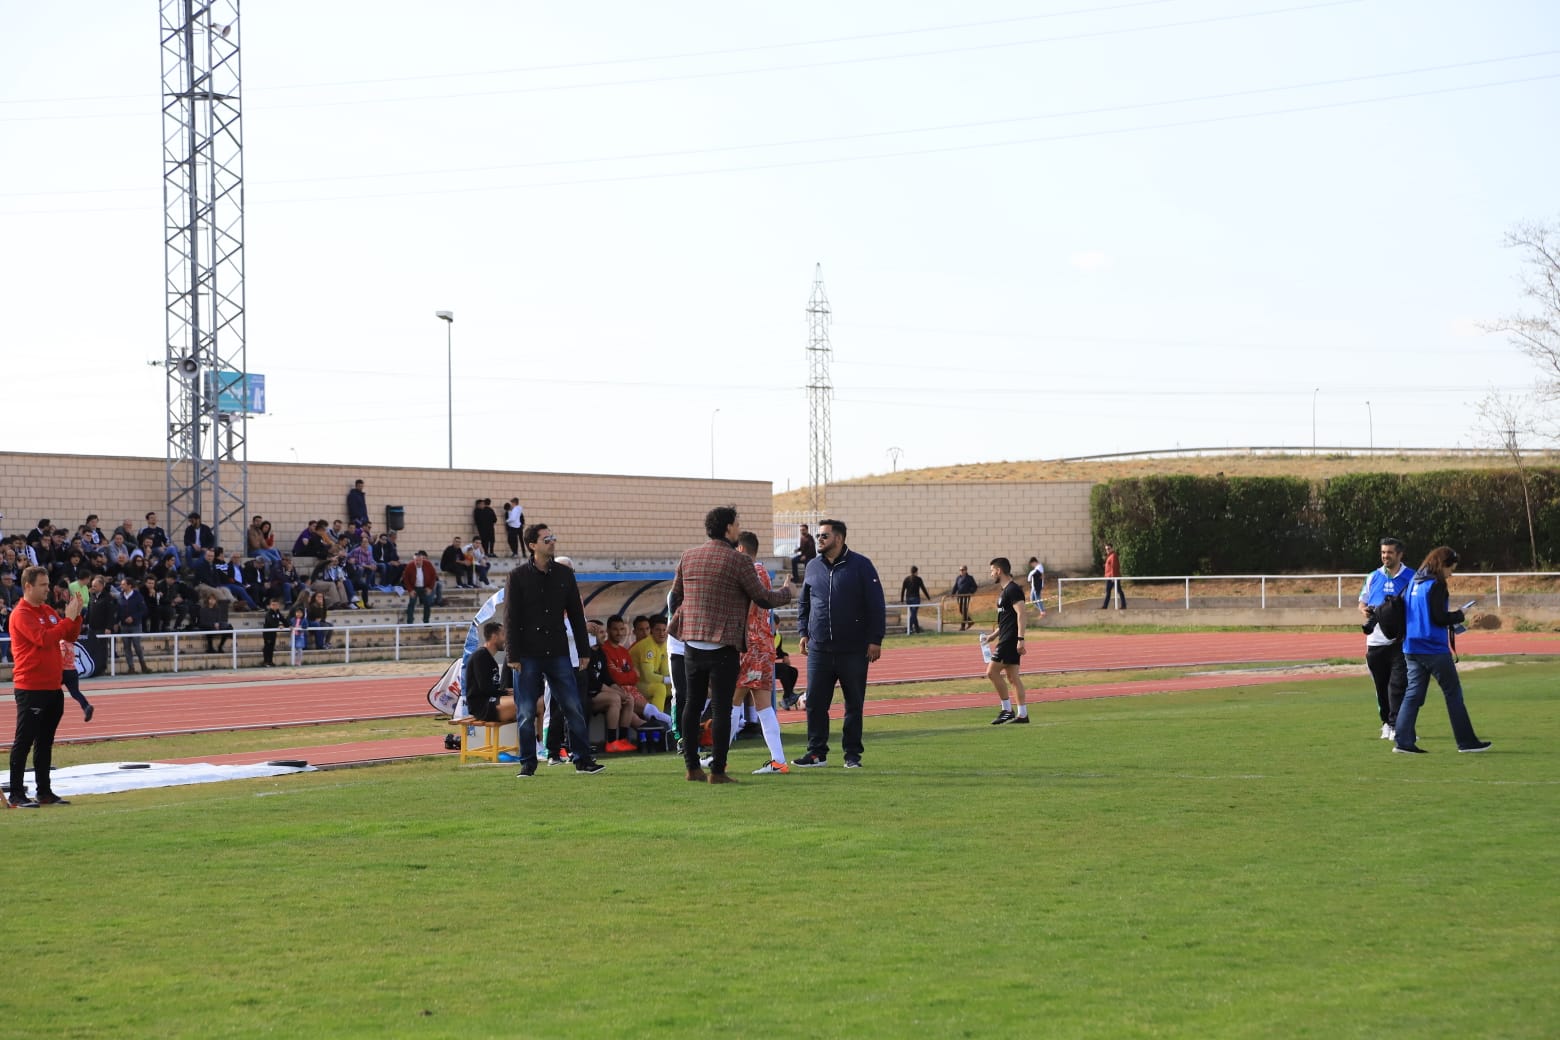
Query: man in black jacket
503,523,602,777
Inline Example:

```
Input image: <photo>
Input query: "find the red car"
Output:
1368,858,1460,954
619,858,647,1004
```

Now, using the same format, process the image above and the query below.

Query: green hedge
1091,469,1558,574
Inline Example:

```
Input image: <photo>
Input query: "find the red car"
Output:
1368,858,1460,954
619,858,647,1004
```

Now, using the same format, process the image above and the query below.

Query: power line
11,48,1554,195
0,0,1195,106
5,68,1555,217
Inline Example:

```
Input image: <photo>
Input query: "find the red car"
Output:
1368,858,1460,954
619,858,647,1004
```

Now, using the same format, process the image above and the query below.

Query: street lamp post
1312,387,1320,454
1366,400,1374,452
710,408,720,479
436,311,454,469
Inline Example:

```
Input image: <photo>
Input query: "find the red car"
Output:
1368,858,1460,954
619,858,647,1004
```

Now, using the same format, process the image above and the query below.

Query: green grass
5,663,1557,1038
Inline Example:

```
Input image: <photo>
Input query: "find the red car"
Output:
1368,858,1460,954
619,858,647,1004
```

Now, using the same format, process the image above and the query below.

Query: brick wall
828,482,1095,594
0,452,775,559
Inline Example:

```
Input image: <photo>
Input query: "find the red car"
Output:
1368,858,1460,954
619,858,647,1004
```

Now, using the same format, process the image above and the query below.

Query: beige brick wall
0,452,775,559
828,482,1095,594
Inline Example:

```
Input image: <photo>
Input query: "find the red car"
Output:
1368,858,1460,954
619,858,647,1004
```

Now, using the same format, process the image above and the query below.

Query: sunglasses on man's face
541,535,557,544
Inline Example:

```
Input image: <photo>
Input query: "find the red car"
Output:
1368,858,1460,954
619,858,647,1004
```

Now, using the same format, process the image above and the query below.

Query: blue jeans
405,588,433,624
805,648,869,760
1397,653,1482,750
510,656,594,766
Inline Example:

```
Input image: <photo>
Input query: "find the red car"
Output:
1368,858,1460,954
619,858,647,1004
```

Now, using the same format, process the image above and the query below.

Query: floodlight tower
806,263,833,516
161,0,248,548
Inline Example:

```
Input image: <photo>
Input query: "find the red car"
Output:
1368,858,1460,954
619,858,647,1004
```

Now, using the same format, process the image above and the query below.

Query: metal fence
1053,572,1560,611
52,622,472,677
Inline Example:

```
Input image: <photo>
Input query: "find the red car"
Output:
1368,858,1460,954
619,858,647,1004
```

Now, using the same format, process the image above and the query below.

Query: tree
1484,218,1560,397
1475,390,1546,568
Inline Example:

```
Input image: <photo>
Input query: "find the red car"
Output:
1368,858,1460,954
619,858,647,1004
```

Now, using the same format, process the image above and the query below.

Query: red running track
17,629,1560,749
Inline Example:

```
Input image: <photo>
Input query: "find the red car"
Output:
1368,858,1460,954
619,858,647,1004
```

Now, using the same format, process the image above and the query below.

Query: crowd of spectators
0,481,525,664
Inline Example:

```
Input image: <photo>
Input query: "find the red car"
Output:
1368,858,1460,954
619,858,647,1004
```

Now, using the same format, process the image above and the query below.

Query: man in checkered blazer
669,505,792,784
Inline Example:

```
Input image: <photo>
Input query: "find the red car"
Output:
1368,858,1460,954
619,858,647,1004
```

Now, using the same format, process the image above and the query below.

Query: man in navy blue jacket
794,519,885,769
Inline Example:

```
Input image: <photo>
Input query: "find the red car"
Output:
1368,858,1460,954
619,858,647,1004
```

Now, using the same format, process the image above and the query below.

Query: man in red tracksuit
8,566,83,808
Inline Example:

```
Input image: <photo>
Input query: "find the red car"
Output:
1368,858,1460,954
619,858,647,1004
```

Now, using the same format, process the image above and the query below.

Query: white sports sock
1017,704,1028,718
730,706,746,740
645,704,673,726
758,706,786,763
1000,698,1012,712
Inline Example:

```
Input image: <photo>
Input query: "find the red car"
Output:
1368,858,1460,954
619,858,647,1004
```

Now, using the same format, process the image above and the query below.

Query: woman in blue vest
1393,546,1491,754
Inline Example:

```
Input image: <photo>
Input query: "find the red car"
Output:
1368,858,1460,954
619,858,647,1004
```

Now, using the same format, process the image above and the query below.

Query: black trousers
10,688,65,800
262,631,277,665
680,646,738,774
1366,642,1407,726
506,526,522,556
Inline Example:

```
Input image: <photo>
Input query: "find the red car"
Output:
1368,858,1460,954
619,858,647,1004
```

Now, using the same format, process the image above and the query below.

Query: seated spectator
309,554,355,609
372,531,401,585
441,535,474,589
632,615,651,644
321,519,349,552
113,518,138,544
240,555,268,605
466,621,516,723
139,512,170,554
143,576,174,633
402,551,439,624
183,512,215,553
631,615,674,716
81,514,105,548
304,590,333,650
101,532,132,575
292,520,321,559
209,548,261,610
0,570,19,609
346,536,377,607
198,590,232,653
121,550,149,588
269,553,302,606
466,539,492,587
247,516,280,564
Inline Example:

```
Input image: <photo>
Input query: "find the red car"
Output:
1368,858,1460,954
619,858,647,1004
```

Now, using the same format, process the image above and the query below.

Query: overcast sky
3,0,1557,490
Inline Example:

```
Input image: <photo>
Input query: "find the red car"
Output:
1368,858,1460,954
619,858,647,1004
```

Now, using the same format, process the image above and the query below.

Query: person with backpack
1392,546,1492,755
1357,536,1412,741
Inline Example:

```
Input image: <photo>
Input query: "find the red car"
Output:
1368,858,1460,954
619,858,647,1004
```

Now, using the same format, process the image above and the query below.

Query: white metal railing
772,601,944,635
1053,572,1560,611
34,621,471,677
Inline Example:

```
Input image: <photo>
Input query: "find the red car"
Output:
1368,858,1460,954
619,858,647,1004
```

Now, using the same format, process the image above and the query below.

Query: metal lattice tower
806,263,833,516
161,0,247,548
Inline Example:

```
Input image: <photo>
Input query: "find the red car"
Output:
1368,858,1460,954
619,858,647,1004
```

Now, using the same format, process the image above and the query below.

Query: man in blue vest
1356,536,1410,741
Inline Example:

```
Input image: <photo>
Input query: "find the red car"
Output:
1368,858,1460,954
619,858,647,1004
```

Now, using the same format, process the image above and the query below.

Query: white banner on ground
16,761,315,797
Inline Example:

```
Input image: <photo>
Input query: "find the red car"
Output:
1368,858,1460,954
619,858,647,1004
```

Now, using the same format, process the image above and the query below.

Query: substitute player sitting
466,621,516,724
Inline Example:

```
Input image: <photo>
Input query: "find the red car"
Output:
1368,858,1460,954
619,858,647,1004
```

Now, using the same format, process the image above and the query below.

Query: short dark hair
820,518,846,539
607,614,625,626
1379,537,1404,550
145,511,156,520
910,565,918,574
632,615,649,627
990,557,1012,576
523,523,549,549
650,614,668,627
482,620,503,641
704,506,737,540
737,530,759,553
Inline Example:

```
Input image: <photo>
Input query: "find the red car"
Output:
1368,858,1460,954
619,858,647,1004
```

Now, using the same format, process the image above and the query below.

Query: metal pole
1312,388,1320,454
446,321,452,469
710,408,720,479
1366,400,1373,451
436,311,455,469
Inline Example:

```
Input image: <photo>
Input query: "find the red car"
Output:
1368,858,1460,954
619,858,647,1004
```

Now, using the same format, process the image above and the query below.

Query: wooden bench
448,716,518,765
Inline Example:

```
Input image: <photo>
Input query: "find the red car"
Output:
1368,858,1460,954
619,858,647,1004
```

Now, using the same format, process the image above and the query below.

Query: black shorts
991,641,1021,665
468,697,501,723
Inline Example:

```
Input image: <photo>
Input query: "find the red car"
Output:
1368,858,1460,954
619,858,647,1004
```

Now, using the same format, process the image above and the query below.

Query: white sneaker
698,755,714,769
1380,723,1393,740
752,760,790,774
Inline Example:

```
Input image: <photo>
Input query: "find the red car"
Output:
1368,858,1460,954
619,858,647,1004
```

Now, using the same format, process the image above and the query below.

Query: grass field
5,663,1557,1038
